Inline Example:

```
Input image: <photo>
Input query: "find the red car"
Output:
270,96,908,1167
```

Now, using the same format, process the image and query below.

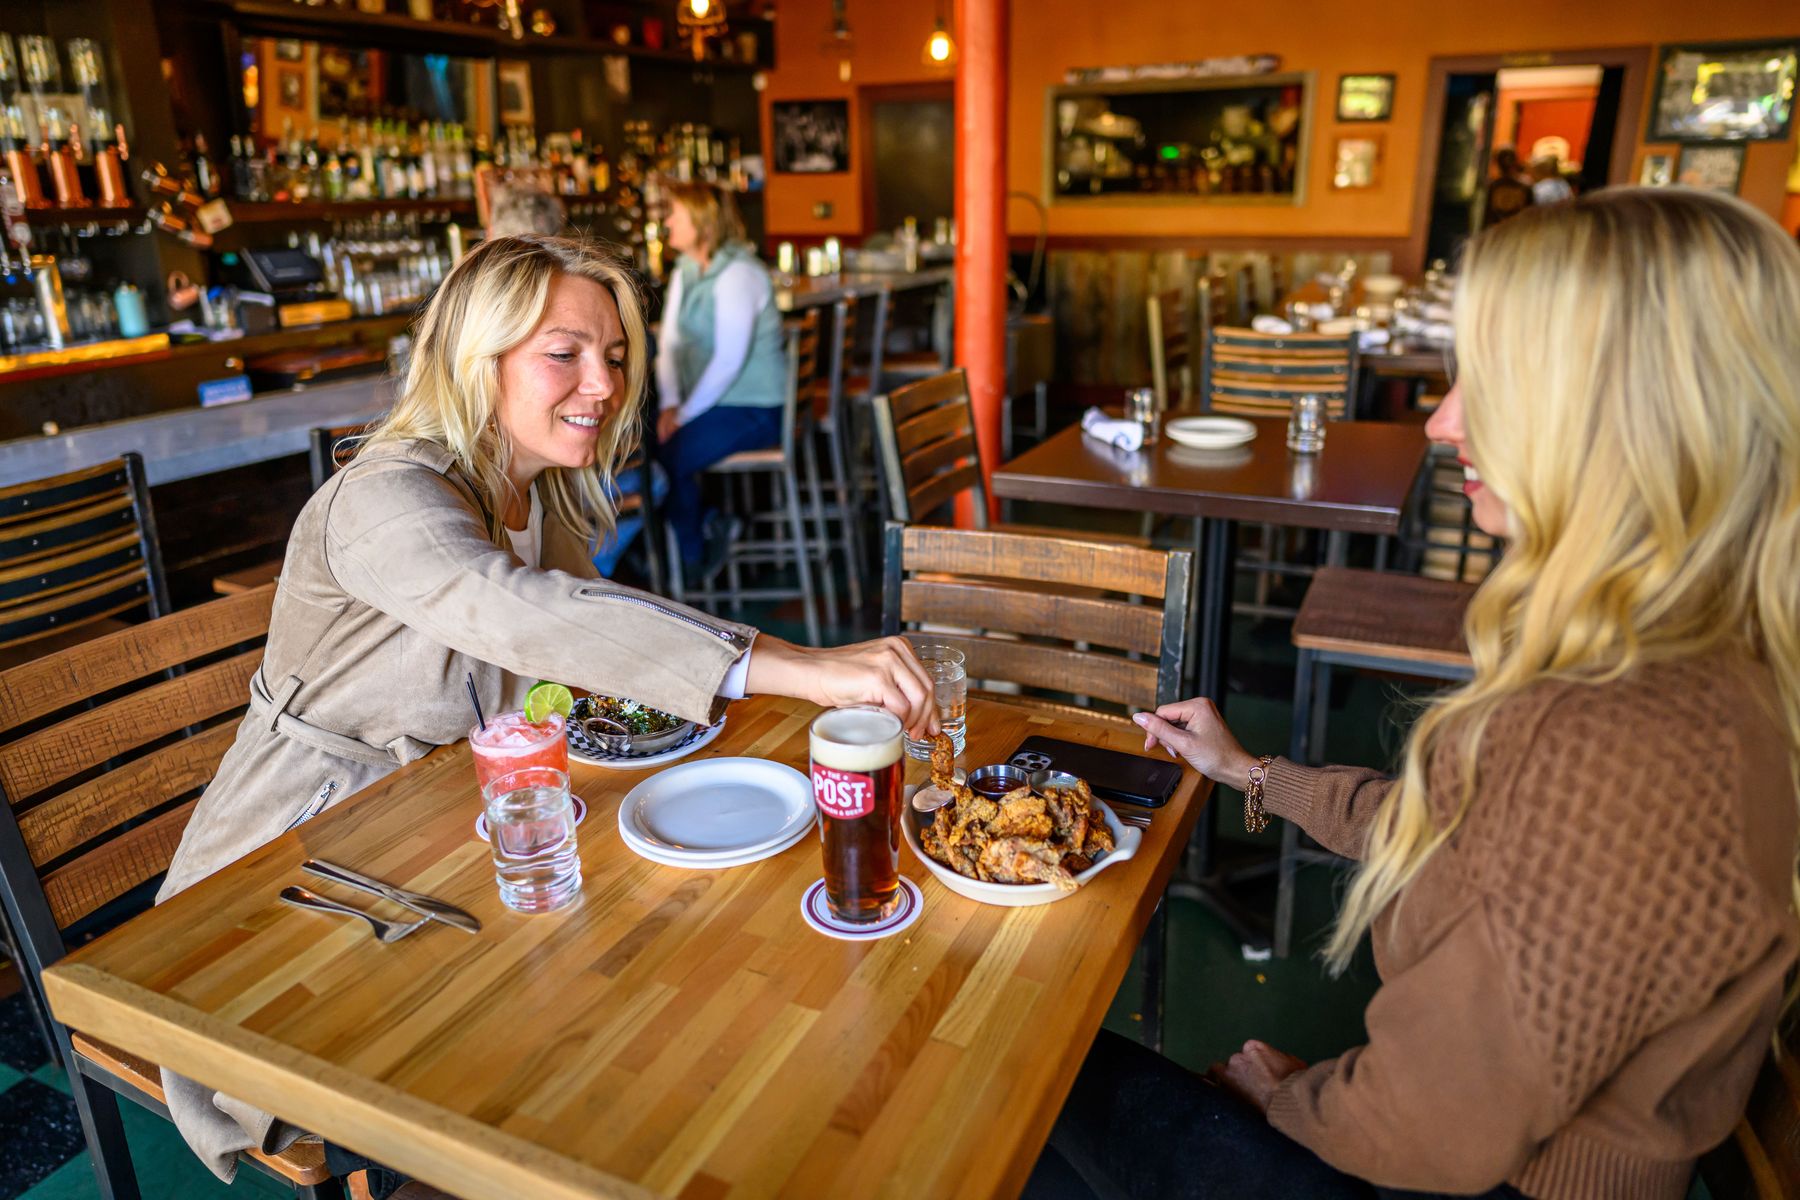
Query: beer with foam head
809,705,905,923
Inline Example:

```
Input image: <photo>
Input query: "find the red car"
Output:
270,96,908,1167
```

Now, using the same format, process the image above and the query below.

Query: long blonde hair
362,235,648,546
1325,188,1800,971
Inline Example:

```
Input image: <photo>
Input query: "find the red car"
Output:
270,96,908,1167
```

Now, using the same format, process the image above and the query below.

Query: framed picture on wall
1332,134,1381,188
497,60,534,127
1649,40,1797,141
1638,153,1674,186
1676,143,1746,193
772,100,851,174
1336,74,1394,122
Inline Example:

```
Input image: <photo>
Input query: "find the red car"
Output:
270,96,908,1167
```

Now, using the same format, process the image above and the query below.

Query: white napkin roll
1357,328,1392,350
1251,314,1294,335
1081,407,1144,452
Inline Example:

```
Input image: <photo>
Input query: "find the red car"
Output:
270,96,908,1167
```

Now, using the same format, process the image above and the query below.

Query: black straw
466,673,487,732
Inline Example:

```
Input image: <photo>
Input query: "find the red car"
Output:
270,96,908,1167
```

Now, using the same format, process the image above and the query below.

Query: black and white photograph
772,99,851,173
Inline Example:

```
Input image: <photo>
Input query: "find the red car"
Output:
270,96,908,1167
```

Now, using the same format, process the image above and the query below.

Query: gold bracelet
1243,755,1275,834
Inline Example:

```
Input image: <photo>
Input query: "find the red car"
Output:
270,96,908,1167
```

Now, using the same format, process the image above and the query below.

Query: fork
280,885,430,943
1114,811,1153,830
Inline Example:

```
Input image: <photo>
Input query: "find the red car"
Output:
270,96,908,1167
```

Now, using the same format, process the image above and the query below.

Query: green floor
15,523,1422,1199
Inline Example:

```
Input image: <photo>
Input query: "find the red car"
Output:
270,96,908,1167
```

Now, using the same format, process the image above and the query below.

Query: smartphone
1005,736,1183,808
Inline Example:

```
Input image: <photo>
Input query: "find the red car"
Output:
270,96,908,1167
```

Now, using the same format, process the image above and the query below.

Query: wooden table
992,415,1431,702
42,694,1204,1200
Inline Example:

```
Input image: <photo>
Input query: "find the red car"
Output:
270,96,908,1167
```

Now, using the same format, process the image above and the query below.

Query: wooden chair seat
70,1032,333,1186
1292,566,1475,671
708,447,785,473
213,558,284,596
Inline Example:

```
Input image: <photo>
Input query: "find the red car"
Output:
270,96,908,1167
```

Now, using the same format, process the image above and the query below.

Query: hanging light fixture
921,0,956,67
677,0,727,61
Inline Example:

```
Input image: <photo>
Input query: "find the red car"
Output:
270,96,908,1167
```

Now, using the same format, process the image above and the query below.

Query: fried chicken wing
990,790,1053,841
929,732,957,788
976,838,1078,892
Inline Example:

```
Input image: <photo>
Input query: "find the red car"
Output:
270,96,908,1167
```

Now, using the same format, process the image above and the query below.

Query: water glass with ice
482,767,581,914
904,643,967,761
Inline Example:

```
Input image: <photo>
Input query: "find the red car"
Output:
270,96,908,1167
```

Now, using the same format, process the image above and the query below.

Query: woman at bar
156,235,935,1185
653,181,787,576
1030,189,1800,1199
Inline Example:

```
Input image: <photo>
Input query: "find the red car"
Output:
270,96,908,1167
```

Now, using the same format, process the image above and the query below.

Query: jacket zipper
576,586,750,649
284,779,339,833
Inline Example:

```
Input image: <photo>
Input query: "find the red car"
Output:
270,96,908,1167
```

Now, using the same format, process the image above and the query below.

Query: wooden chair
1270,566,1475,956
1147,286,1193,414
871,368,1147,547
676,310,832,645
881,521,1192,715
0,454,171,664
1203,327,1361,421
0,584,342,1199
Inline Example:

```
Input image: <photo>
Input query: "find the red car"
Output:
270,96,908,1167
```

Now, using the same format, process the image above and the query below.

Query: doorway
1412,48,1649,270
859,83,954,238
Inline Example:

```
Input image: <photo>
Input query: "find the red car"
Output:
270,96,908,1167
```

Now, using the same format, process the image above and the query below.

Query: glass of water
1287,394,1327,454
904,643,968,761
482,767,581,914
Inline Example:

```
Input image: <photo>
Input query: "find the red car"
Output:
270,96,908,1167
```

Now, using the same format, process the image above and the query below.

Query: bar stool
673,310,832,646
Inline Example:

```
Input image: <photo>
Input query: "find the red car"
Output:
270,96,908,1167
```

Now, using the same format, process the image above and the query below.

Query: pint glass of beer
809,705,905,923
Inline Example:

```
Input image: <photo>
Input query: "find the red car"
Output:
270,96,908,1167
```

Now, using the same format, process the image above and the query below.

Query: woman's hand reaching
746,634,940,739
1133,697,1259,790
1206,1040,1308,1114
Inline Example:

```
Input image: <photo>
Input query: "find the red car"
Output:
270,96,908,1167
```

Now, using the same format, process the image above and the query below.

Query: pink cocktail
470,711,569,789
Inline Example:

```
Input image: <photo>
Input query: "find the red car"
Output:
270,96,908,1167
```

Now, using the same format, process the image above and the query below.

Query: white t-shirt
504,487,542,568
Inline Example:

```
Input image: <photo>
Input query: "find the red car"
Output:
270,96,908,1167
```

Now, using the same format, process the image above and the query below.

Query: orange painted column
952,0,1008,527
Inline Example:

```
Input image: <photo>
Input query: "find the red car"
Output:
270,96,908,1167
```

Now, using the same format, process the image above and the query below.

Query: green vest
673,242,786,409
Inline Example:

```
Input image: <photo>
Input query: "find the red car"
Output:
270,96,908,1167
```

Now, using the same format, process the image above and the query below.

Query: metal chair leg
1275,648,1318,959
68,1057,143,1200
723,483,743,615
1142,898,1167,1054
824,422,865,612
783,466,821,647
799,427,838,622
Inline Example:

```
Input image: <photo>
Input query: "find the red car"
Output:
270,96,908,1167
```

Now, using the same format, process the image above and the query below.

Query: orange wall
760,0,1800,241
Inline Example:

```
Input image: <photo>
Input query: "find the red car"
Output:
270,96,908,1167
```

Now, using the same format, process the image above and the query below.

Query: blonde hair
1325,188,1800,971
362,235,648,546
667,181,746,256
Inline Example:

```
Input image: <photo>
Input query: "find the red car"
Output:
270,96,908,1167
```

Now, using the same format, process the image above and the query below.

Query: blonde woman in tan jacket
1030,190,1800,1199
158,235,936,1182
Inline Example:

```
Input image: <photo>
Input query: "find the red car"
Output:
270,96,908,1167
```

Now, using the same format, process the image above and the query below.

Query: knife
302,859,482,934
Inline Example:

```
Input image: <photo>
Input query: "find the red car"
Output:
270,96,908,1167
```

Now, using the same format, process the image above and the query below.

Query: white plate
617,756,814,859
1164,417,1257,451
569,716,726,770
902,798,1141,907
621,817,814,870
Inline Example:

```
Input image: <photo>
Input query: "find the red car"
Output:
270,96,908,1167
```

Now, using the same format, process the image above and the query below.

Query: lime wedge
524,682,575,724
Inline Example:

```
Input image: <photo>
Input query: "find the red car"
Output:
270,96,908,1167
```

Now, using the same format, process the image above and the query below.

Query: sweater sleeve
1267,895,1554,1194
676,260,768,425
1259,760,1392,860
655,271,684,412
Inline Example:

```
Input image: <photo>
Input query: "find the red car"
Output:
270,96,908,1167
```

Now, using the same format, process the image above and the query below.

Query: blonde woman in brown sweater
1028,188,1800,1200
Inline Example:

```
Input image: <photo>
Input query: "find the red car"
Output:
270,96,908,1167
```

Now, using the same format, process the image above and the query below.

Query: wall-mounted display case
1045,72,1311,204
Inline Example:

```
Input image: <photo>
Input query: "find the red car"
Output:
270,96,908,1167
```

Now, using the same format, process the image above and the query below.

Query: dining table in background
41,692,1205,1200
992,416,1429,950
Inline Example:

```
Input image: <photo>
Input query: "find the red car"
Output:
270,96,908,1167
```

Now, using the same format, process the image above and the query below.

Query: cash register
238,246,352,331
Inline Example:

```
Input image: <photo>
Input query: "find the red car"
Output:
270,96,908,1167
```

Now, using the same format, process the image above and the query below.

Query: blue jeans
1025,1030,1530,1200
593,461,670,577
655,404,784,565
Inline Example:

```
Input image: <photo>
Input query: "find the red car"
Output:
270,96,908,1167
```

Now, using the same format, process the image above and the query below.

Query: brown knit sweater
1261,654,1797,1199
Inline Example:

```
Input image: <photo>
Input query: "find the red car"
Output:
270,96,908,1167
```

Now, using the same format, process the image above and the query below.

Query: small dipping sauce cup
967,763,1030,798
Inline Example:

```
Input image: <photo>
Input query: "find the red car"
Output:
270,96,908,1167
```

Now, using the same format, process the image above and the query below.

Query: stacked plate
616,757,816,869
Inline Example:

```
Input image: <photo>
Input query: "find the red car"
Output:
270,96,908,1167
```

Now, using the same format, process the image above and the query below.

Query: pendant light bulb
923,17,956,66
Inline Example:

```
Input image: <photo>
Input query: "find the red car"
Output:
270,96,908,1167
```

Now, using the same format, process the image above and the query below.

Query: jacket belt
248,669,401,769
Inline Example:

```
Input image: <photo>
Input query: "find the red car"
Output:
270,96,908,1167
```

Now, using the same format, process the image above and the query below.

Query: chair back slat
901,579,1164,656
19,722,237,867
0,585,274,737
924,633,1160,713
1206,326,1359,421
40,797,197,929
0,455,168,649
900,525,1170,597
886,369,969,425
0,647,261,804
905,466,982,526
900,431,976,493
883,522,1192,712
